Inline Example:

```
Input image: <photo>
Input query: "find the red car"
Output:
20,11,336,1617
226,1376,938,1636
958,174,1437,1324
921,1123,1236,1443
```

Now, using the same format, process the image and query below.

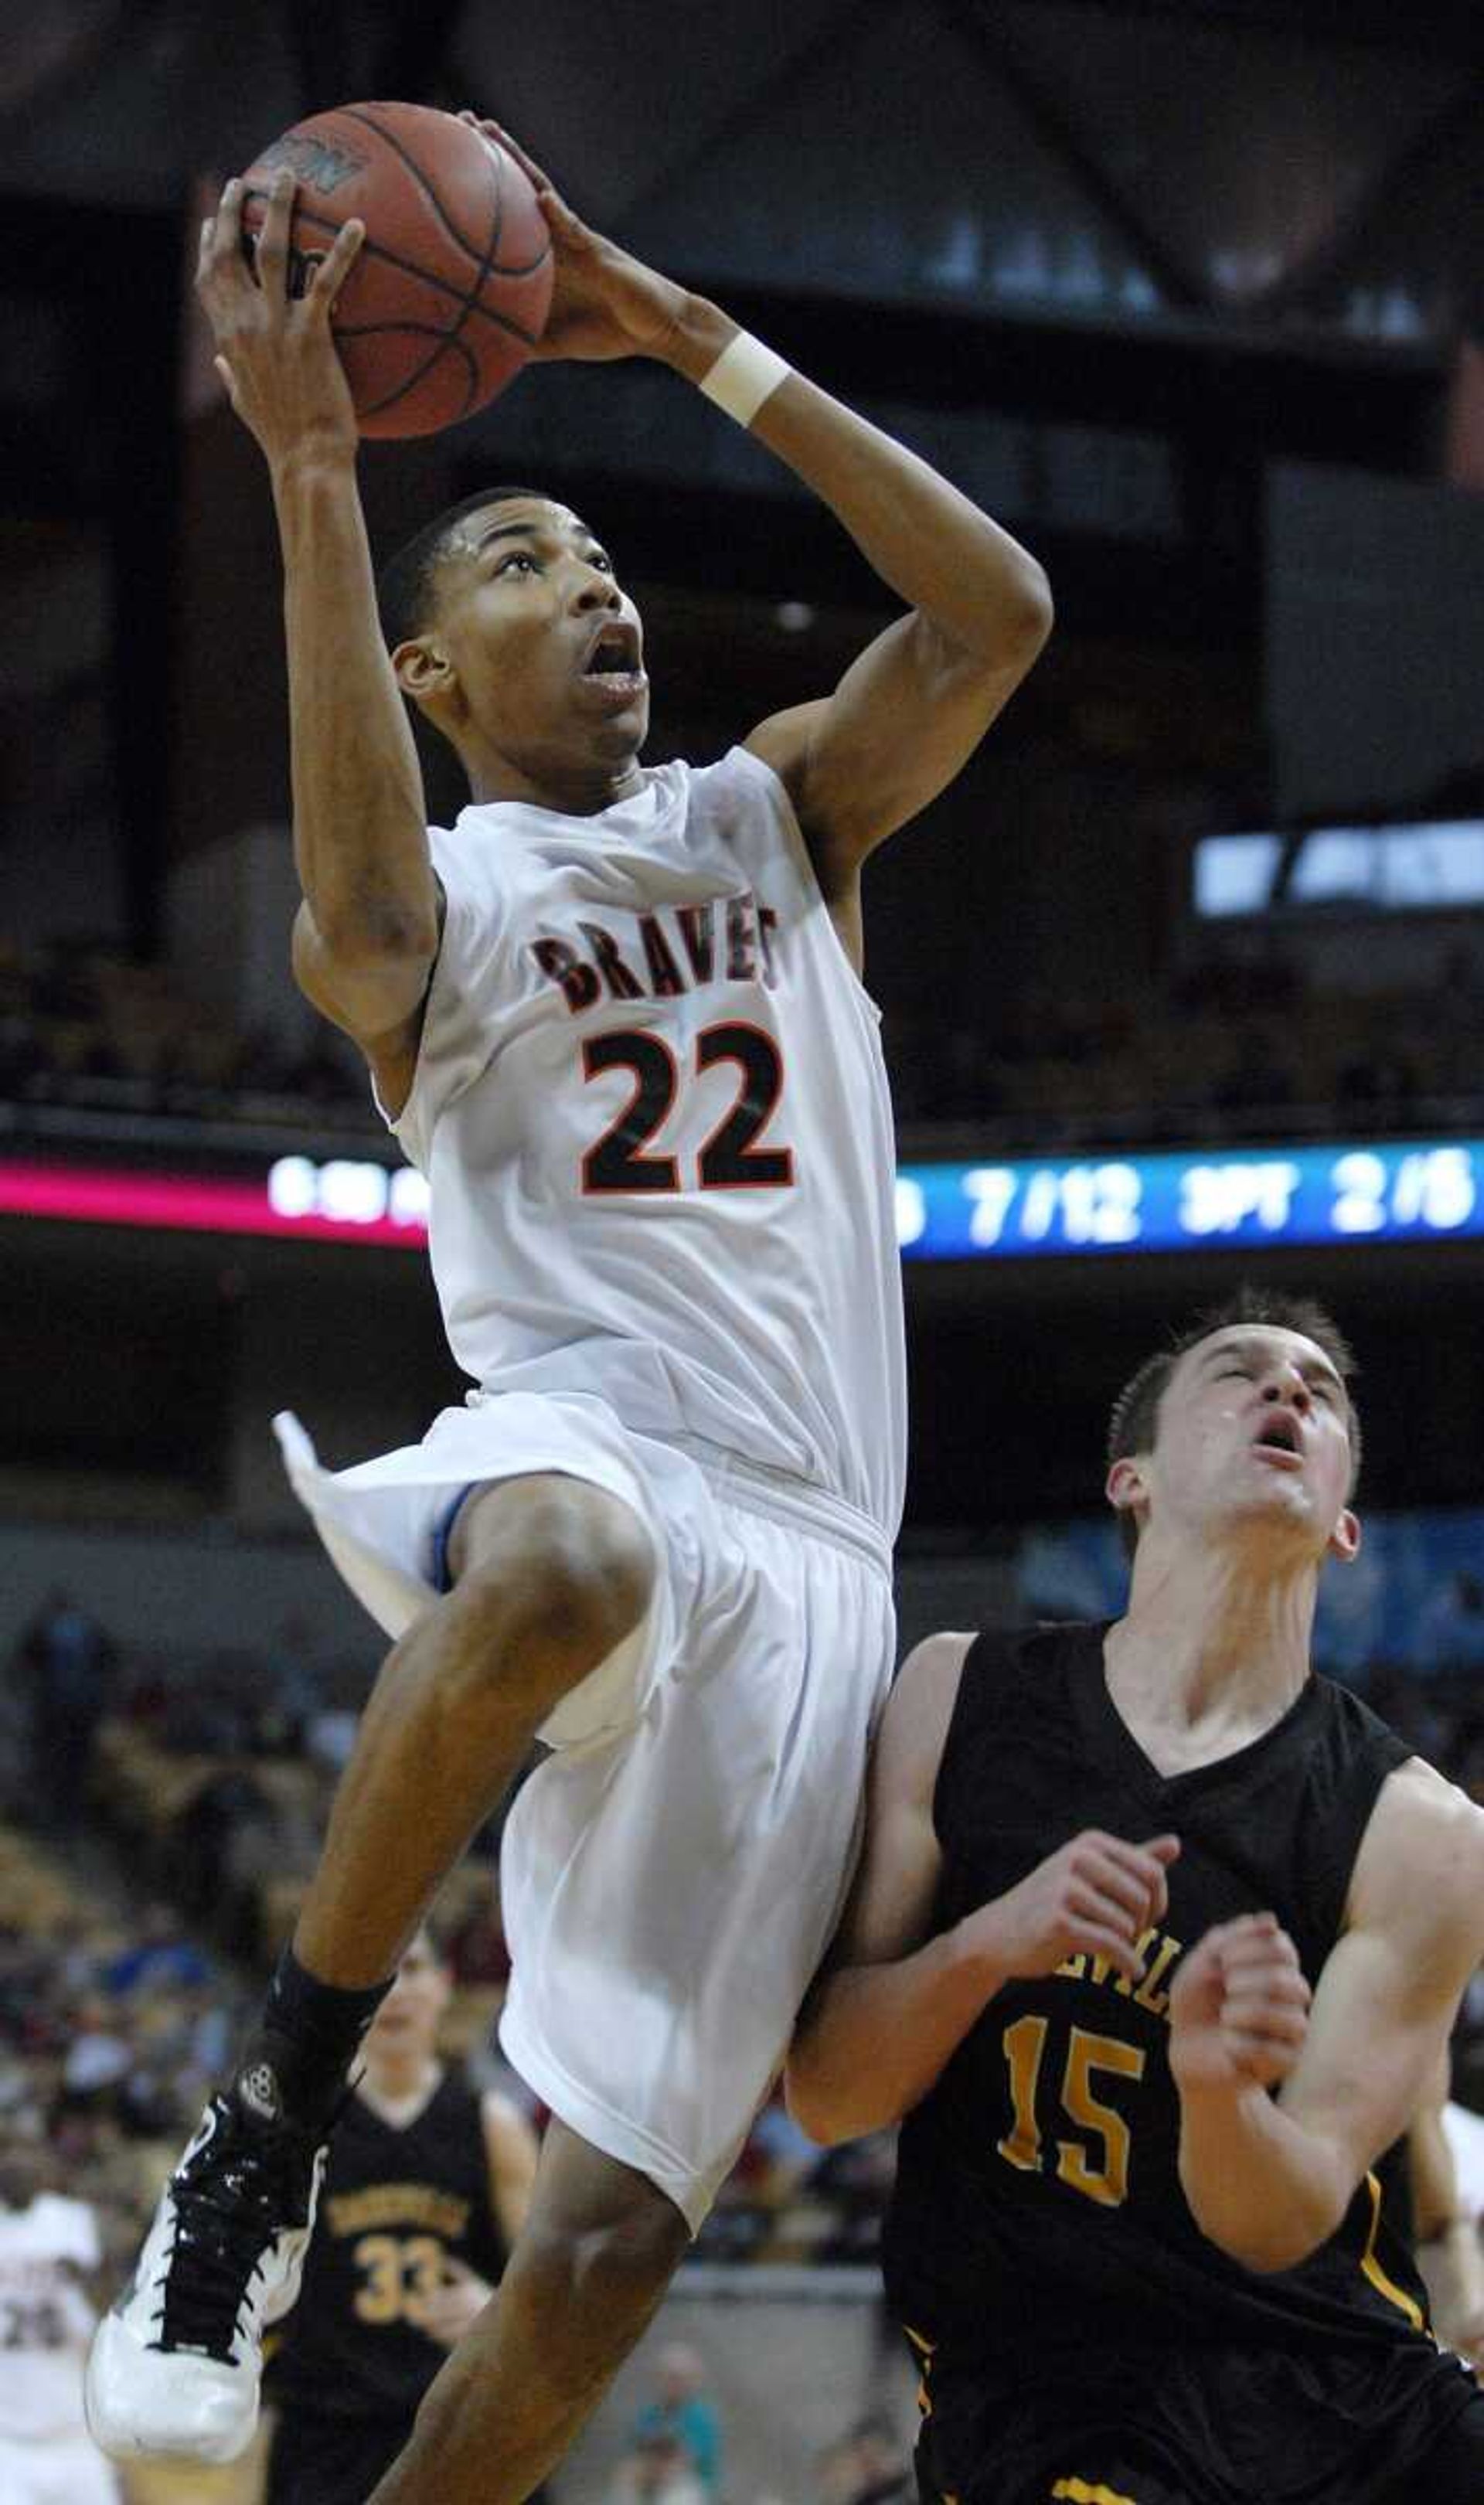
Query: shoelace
153,2108,311,2363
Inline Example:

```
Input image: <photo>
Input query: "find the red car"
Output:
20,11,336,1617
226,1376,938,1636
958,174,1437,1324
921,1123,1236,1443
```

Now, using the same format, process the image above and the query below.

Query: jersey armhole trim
376,863,482,1159
367,863,447,1140
928,1629,996,1844
733,745,885,1025
1325,1738,1419,1946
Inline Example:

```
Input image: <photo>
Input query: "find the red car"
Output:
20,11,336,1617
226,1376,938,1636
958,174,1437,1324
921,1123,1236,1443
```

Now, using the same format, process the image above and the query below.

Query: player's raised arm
786,1635,1179,2143
737,384,1050,896
195,170,440,1064
1171,1761,1484,2275
468,119,1051,915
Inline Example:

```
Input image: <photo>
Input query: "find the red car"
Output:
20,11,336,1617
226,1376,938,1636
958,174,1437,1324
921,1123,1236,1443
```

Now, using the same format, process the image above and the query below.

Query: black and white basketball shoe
84,2064,328,2463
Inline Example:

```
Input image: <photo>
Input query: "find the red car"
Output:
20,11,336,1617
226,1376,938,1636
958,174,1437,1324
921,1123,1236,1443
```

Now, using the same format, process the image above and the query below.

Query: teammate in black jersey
264,1928,538,2505
789,1289,1484,2505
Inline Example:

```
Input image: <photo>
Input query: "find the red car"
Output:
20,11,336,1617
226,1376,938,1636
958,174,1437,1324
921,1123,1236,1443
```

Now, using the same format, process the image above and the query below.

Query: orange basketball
240,101,553,439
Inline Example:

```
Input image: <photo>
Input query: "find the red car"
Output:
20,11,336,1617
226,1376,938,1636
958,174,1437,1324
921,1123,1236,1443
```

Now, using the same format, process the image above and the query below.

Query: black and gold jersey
882,1619,1482,2505
267,2067,506,2423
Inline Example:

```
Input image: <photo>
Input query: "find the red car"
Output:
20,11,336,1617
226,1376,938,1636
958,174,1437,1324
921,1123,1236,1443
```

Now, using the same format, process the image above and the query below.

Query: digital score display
893,1140,1482,1260
1,1139,1481,1261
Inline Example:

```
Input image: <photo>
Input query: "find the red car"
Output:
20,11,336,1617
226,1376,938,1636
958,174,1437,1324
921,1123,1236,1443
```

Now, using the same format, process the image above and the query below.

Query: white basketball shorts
276,1392,896,2228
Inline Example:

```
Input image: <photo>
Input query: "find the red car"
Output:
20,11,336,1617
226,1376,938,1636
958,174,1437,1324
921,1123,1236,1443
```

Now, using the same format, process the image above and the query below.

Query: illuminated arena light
0,1158,431,1247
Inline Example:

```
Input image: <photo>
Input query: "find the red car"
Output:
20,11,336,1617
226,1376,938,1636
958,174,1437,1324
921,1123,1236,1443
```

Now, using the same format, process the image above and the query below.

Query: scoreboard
2,1136,1482,1262
894,1139,1482,1260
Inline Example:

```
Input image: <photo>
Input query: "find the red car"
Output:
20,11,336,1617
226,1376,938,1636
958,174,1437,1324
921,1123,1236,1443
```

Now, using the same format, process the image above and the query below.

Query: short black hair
376,484,550,651
1106,1285,1361,1557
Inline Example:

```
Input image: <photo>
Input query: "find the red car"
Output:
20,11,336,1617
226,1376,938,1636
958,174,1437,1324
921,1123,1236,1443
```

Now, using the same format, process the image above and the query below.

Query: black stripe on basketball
341,107,519,424
340,107,553,279
338,325,481,425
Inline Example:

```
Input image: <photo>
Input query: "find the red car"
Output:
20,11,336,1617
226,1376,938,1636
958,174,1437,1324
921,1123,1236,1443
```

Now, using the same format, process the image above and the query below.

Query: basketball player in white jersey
88,120,1052,2503
0,2149,118,2505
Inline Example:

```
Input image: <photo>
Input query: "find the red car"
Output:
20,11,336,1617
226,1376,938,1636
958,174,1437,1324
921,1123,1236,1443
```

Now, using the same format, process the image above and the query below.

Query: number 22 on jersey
580,1020,795,1195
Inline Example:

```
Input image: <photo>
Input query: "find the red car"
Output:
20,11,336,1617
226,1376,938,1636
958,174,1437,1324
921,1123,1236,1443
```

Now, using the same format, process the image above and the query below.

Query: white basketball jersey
0,2194,98,2440
390,745,906,1535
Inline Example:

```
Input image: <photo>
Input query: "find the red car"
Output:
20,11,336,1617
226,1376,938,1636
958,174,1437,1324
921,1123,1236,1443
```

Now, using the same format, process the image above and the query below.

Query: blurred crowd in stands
0,938,361,1133
2,925,1479,1150
605,2344,912,2505
890,937,1482,1143
1,1587,898,2278
1,1769,913,2503
0,1828,247,2300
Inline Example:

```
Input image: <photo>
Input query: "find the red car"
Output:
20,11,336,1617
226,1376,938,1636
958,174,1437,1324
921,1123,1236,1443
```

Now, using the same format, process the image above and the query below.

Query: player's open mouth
1252,1418,1302,1466
578,624,646,707
583,624,642,676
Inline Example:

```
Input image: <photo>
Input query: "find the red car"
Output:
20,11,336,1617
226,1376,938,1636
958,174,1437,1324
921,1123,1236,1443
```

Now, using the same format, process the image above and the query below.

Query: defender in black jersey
790,1292,1484,2505
264,1932,537,2505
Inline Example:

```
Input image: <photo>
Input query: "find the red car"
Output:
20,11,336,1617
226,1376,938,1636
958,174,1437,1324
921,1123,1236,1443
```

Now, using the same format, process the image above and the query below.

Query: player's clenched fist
968,1829,1180,1986
1169,1911,1311,2093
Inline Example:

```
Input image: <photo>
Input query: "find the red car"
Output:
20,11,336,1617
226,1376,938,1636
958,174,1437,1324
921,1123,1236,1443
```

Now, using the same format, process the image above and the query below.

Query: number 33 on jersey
384,745,907,1531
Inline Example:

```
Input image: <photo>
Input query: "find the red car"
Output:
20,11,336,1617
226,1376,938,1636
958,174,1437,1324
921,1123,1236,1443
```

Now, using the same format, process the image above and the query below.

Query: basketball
240,101,553,439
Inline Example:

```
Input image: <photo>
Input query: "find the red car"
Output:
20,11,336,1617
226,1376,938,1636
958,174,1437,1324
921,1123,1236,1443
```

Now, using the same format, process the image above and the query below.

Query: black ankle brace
244,1947,393,2129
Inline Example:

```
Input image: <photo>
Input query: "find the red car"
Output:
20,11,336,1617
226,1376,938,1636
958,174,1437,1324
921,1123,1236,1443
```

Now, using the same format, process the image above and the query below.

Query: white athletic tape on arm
697,331,791,427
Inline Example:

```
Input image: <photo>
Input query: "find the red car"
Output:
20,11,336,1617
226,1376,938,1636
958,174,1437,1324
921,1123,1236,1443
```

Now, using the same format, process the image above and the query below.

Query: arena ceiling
3,0,1482,349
